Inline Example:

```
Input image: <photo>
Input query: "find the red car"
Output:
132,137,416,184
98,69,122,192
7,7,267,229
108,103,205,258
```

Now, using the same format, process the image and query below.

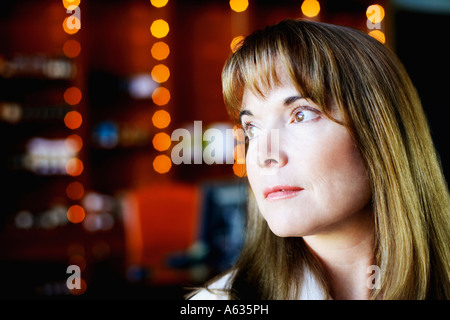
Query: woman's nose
256,129,287,169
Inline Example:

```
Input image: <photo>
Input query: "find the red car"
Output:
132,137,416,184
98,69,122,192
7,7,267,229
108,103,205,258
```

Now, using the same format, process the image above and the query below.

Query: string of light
150,0,172,174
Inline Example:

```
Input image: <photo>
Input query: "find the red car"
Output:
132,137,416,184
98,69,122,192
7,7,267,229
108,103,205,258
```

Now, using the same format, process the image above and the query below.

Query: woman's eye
244,124,259,140
294,111,305,122
292,109,319,123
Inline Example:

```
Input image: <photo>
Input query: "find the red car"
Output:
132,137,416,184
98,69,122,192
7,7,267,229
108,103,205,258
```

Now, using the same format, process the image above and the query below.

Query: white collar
298,266,329,300
190,267,329,300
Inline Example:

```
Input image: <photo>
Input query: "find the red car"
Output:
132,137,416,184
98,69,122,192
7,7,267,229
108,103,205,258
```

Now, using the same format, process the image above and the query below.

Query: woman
189,19,450,300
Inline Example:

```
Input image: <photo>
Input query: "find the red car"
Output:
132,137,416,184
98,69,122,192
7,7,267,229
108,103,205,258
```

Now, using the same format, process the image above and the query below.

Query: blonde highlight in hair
220,19,449,300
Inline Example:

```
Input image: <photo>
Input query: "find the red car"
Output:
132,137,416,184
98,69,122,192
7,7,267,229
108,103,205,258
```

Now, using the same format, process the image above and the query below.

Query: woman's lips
263,185,304,200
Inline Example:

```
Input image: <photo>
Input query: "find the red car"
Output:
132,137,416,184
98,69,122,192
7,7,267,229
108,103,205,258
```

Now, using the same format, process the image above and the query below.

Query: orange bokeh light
233,162,246,177
66,158,84,176
68,254,86,271
301,0,320,18
366,4,385,24
369,30,386,43
62,0,81,9
151,64,170,83
63,39,81,58
66,181,85,200
67,205,85,223
150,19,169,39
153,154,172,174
230,36,244,53
62,16,81,35
150,0,169,8
64,111,82,130
69,278,87,295
65,134,83,153
151,41,170,60
229,0,249,12
233,144,246,164
152,87,171,106
64,87,82,105
152,110,171,129
152,132,171,151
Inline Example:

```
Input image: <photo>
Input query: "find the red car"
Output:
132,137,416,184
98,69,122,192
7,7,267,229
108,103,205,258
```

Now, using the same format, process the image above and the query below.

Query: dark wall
395,9,450,183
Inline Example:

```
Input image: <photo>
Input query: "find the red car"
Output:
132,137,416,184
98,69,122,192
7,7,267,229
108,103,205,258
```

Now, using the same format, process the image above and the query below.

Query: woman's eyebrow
239,96,303,124
239,109,253,124
284,95,303,106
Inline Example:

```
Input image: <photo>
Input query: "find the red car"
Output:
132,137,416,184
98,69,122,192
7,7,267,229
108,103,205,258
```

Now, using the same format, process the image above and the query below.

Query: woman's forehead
241,83,300,110
240,61,299,107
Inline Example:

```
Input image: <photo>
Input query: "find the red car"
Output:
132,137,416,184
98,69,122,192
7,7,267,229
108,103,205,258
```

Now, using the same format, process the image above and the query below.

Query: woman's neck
303,206,375,300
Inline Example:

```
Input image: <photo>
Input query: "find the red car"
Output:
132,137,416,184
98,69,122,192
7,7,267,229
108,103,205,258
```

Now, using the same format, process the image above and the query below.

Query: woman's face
240,66,372,237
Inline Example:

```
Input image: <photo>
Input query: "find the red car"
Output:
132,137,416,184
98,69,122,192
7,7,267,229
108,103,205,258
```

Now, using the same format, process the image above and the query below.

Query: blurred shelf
0,222,125,263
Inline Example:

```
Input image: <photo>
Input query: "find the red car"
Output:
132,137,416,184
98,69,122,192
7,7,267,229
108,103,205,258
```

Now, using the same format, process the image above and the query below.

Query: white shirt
189,268,328,300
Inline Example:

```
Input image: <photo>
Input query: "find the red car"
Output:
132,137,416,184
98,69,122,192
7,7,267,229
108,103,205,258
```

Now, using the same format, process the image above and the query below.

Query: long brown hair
214,19,449,300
